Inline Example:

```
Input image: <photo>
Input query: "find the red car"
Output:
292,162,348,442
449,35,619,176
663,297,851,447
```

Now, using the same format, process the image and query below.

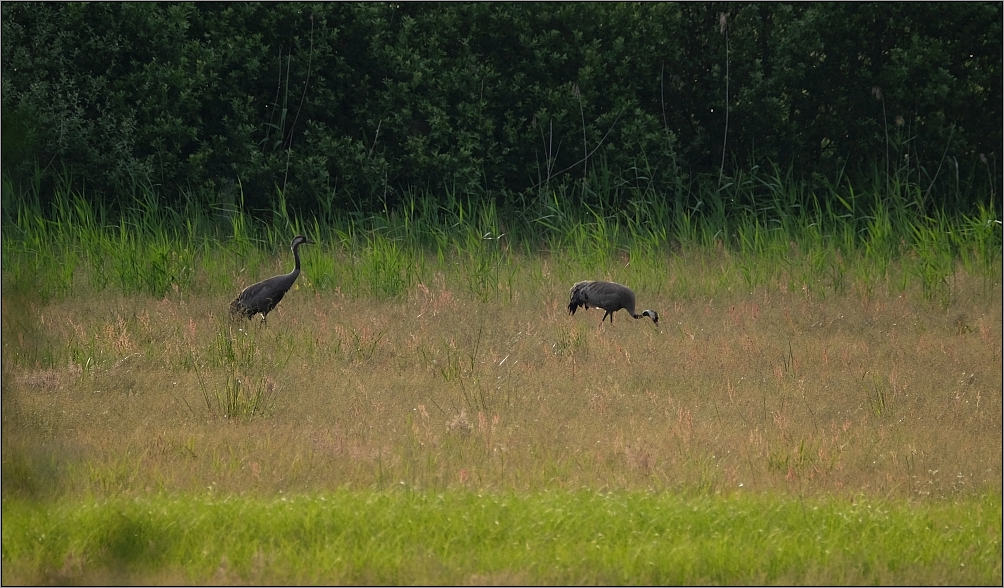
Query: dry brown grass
3,254,1001,501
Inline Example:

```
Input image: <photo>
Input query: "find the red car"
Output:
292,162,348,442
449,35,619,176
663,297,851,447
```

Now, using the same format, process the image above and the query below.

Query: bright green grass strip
3,491,1001,585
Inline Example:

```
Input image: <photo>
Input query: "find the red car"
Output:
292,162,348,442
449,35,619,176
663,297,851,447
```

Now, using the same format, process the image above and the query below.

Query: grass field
3,491,1000,585
2,175,1002,584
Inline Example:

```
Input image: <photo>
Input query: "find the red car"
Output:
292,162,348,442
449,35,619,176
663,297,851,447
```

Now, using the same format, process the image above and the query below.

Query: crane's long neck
290,242,303,276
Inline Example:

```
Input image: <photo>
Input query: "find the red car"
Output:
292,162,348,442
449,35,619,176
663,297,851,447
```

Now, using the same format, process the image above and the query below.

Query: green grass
2,165,1000,308
3,491,1000,585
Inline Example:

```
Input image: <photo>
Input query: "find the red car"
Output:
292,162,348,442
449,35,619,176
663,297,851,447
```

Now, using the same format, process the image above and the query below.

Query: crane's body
230,235,313,323
567,280,659,325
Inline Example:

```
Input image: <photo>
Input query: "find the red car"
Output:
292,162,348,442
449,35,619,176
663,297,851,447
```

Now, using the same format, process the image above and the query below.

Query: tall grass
3,163,999,309
193,323,287,422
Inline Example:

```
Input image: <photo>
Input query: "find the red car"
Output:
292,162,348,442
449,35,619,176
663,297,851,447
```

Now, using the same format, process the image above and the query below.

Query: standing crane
229,235,313,323
567,280,659,325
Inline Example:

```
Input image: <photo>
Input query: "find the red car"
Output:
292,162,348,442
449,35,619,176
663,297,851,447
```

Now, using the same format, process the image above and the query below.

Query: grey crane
229,235,314,323
567,280,659,325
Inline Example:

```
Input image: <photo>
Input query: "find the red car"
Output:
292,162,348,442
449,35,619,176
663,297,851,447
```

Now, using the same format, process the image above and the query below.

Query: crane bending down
230,235,313,323
567,280,659,325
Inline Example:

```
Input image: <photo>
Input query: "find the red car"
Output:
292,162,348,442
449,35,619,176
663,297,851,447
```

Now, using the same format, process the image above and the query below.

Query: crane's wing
231,274,291,315
236,280,269,304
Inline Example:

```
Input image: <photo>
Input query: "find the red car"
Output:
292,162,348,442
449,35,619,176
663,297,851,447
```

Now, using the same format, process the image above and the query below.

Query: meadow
2,171,1002,584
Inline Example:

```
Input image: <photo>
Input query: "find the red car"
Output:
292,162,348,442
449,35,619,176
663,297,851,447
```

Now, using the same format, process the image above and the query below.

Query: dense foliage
2,2,1000,216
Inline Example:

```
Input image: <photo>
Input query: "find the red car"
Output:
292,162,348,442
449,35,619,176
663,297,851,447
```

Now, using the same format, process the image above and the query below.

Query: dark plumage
567,280,659,325
230,235,313,323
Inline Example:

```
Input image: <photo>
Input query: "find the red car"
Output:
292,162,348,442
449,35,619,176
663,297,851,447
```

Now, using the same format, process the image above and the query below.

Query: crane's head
641,310,659,325
291,235,314,248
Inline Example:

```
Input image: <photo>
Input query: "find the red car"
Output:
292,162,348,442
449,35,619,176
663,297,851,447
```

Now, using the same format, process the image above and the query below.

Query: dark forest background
2,2,1001,218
